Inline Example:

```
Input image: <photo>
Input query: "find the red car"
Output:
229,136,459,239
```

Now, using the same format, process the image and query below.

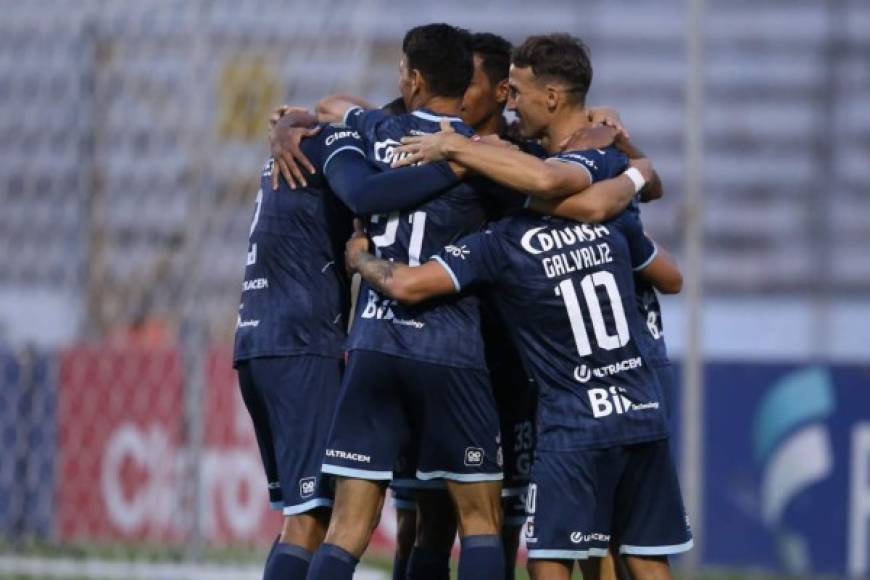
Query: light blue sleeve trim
269,501,285,511
548,156,594,183
342,105,363,127
322,145,366,174
633,243,658,271
322,463,393,481
619,538,694,556
282,498,334,516
416,469,503,482
431,255,461,292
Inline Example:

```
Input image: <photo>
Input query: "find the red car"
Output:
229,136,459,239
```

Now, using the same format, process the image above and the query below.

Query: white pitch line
0,556,386,580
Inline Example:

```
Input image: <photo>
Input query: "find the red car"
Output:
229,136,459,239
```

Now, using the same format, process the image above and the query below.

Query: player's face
507,65,549,139
461,54,503,133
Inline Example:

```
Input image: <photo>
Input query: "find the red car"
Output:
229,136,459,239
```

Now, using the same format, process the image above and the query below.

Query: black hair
471,32,512,87
512,34,592,104
402,23,474,98
381,96,408,115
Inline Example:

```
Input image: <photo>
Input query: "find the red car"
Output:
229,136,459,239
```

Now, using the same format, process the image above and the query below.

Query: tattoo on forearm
356,252,399,297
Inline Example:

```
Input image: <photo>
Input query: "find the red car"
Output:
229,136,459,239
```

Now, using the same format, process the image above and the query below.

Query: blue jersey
628,200,671,366
434,209,668,451
343,106,489,369
232,126,360,363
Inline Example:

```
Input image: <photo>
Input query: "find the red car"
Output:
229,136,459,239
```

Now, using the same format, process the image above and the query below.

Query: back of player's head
402,23,474,98
512,34,593,105
471,32,513,87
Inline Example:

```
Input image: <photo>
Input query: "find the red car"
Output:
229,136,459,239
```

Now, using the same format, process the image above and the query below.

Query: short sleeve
319,124,366,174
616,211,657,271
430,229,507,291
343,106,389,140
550,149,607,182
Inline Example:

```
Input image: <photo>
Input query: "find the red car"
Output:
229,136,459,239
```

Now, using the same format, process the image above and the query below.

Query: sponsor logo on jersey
237,318,260,329
569,531,610,544
299,477,316,498
325,129,361,146
464,447,484,466
520,223,610,255
573,357,643,383
242,277,269,292
588,386,659,418
326,449,371,464
444,244,470,260
560,152,598,171
374,138,413,165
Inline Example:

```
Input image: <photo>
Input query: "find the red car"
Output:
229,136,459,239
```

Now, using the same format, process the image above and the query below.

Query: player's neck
414,95,463,117
474,112,505,137
543,107,591,154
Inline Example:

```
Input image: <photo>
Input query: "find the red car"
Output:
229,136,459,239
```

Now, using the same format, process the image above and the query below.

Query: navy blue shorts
525,439,693,560
322,350,502,484
236,355,343,515
493,369,537,525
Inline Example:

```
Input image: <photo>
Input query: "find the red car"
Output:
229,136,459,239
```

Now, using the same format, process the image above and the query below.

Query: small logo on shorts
525,517,536,539
464,447,484,466
570,531,610,544
299,477,316,498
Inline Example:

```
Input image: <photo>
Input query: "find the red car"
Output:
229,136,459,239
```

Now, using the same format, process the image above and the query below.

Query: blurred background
1,0,868,578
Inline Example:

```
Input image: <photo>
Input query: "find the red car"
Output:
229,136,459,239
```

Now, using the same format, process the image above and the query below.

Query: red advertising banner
55,343,400,552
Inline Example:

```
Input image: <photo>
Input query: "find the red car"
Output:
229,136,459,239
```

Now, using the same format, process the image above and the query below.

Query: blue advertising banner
672,362,870,577
0,348,55,539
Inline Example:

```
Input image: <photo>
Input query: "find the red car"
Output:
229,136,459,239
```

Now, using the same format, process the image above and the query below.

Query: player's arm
638,240,683,294
345,222,457,305
324,152,460,215
315,94,374,124
527,158,653,223
396,121,590,199
621,211,683,294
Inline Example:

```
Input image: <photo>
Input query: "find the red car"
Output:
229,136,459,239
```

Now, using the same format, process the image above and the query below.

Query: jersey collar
411,108,464,124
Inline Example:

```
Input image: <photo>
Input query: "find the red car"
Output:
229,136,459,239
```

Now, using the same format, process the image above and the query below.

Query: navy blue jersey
628,200,671,366
343,106,490,369
434,209,668,450
232,126,360,363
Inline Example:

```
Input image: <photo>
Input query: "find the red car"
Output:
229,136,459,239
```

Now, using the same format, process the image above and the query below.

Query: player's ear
494,78,510,105
410,69,425,100
545,84,560,112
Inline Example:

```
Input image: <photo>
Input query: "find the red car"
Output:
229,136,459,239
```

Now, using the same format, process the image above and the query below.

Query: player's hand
269,112,320,190
558,125,619,152
268,105,309,128
587,106,629,140
393,118,467,167
345,219,370,275
629,157,655,184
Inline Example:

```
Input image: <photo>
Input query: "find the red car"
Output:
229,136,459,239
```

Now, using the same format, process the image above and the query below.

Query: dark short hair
402,23,474,98
512,34,593,104
471,32,512,87
381,97,408,115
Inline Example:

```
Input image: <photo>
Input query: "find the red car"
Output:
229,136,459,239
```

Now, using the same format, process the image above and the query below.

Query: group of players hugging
233,22,692,580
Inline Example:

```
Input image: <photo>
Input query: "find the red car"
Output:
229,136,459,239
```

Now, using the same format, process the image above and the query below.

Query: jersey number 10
556,272,630,356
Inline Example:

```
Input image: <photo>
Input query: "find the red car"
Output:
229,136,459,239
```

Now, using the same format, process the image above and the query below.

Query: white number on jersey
370,210,427,266
246,188,263,266
555,271,630,357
